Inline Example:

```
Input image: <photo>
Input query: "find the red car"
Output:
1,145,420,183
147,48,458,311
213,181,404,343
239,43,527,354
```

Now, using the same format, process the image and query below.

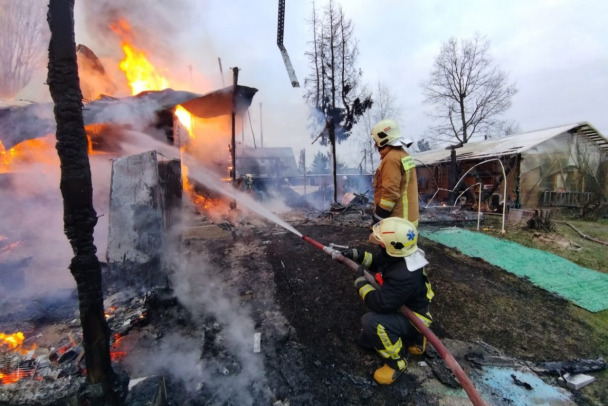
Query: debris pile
420,206,483,225
0,289,154,405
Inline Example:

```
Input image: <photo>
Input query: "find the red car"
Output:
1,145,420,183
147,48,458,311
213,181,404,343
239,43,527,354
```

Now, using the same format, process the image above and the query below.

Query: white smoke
0,141,117,299
121,250,271,404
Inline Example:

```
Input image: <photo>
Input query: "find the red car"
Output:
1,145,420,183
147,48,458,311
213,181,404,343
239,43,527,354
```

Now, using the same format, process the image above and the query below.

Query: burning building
0,11,264,402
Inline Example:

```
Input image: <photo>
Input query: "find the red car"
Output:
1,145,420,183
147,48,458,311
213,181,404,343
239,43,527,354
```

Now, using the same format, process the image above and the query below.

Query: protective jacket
373,146,419,226
355,248,433,316
352,247,434,378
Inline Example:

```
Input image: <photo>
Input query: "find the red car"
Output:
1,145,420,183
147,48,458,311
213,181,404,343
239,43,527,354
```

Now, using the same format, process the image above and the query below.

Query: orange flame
119,43,170,95
0,331,37,356
175,106,193,136
0,332,25,350
0,331,38,385
0,370,36,385
0,141,16,171
111,19,169,96
110,333,127,362
111,18,192,137
0,137,58,173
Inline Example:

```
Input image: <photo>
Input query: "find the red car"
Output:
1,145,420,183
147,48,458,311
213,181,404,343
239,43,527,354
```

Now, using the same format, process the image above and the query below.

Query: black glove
354,264,365,279
341,248,360,261
374,205,391,220
370,213,383,230
353,265,368,289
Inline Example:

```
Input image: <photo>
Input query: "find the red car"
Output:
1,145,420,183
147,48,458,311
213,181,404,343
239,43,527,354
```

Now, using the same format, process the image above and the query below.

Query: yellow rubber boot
407,334,427,356
373,358,407,385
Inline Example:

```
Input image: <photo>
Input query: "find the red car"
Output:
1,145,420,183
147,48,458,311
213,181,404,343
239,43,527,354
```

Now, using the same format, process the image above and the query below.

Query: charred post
46,0,121,404
106,151,182,290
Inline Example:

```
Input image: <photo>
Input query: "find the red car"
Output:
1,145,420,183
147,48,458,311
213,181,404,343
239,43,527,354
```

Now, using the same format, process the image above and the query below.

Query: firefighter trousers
358,311,419,363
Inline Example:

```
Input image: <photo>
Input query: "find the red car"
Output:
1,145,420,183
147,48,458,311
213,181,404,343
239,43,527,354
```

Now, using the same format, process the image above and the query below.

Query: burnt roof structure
0,86,258,149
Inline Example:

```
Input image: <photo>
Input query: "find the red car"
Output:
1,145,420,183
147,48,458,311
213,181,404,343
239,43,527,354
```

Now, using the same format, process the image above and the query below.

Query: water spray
300,234,486,406
184,148,483,403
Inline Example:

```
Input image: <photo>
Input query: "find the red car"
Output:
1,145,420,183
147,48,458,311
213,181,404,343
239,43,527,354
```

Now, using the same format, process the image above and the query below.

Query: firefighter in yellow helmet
371,119,419,226
342,217,434,385
244,174,254,190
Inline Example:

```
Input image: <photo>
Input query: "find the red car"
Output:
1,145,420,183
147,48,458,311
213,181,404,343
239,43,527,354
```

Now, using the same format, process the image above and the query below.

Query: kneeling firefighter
342,217,434,385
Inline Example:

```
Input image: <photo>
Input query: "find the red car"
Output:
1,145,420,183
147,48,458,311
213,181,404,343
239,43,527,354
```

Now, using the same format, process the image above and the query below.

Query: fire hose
301,234,486,406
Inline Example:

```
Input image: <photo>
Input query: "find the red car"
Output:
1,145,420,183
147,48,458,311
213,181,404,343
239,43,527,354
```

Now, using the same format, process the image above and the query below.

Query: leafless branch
421,33,517,144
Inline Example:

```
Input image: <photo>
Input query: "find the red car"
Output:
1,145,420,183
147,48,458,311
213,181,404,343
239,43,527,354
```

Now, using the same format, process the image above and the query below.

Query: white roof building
414,122,608,210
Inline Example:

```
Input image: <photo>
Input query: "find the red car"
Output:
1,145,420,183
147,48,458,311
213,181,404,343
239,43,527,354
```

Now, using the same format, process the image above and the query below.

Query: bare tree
355,82,402,173
422,33,517,145
47,0,122,403
484,119,521,140
304,0,372,202
0,0,47,98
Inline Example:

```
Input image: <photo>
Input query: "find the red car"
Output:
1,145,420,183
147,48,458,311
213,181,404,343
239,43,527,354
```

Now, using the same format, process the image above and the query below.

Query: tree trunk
459,97,468,143
47,0,120,404
449,146,458,204
329,119,338,203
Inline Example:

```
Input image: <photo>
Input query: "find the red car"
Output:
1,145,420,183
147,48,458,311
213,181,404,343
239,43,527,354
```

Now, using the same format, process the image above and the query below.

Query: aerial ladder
277,0,300,87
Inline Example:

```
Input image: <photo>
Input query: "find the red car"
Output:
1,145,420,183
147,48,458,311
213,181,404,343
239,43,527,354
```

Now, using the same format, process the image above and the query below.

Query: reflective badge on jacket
401,156,415,171
375,272,384,286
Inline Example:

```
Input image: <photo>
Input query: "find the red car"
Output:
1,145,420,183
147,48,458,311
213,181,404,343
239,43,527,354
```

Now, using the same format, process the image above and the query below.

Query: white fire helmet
370,217,418,257
371,119,413,149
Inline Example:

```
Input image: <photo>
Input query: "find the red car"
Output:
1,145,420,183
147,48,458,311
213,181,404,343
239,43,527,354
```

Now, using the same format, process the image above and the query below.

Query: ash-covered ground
112,210,607,406
4,206,606,405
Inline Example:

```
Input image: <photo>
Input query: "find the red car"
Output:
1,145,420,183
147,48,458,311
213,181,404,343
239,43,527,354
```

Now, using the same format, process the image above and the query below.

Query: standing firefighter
371,119,419,226
342,217,434,385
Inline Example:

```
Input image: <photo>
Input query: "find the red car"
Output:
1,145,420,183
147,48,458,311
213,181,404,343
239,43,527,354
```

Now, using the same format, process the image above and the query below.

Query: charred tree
47,0,122,404
304,0,372,202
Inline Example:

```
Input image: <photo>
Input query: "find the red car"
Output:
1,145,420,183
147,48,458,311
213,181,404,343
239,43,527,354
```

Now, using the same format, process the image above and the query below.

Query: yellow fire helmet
371,119,413,148
371,119,401,148
370,217,418,257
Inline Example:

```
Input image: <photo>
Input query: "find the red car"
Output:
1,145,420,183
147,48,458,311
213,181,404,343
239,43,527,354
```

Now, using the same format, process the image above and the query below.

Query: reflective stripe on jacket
373,146,419,226
356,249,433,316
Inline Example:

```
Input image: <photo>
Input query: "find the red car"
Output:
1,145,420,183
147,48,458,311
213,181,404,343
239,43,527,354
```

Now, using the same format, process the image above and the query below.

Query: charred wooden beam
106,151,181,291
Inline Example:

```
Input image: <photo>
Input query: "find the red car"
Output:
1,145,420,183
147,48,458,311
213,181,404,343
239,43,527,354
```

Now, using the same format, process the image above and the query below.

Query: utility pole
260,102,263,148
300,148,307,201
231,67,239,209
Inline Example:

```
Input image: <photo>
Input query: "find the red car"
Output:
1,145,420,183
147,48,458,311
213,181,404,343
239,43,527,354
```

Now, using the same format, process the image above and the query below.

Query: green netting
420,227,608,313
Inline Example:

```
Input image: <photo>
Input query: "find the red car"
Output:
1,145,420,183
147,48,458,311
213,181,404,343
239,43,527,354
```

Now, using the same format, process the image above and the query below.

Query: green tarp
420,227,608,312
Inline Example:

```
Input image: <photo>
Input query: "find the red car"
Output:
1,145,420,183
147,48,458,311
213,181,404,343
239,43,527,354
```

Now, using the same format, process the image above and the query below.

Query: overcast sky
73,0,607,167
